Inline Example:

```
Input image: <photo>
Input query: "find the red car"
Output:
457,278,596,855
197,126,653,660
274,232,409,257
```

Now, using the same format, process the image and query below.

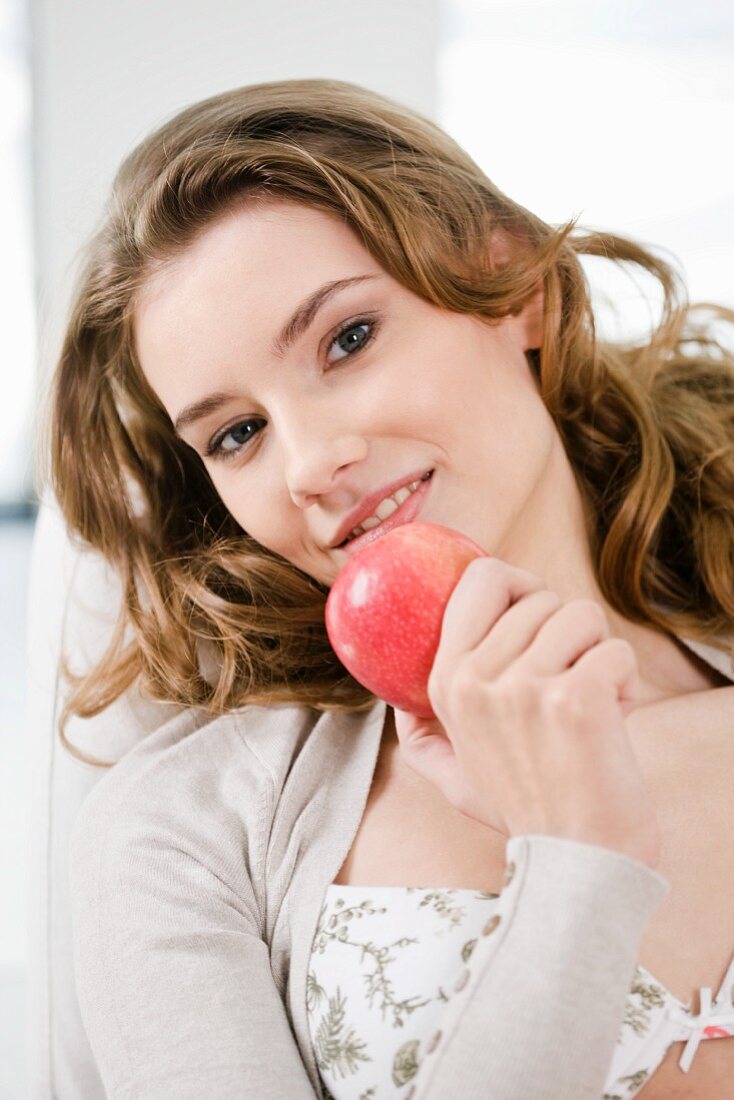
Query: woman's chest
333,693,734,1098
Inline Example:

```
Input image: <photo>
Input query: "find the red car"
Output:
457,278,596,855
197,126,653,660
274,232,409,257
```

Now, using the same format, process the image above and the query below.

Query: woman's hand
393,557,662,869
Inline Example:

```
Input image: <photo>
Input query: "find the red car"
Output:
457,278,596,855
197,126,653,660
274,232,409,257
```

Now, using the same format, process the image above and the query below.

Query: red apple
325,522,489,718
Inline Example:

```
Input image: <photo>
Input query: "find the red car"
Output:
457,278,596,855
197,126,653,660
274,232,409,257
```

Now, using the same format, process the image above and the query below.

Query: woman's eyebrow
173,273,381,435
272,273,380,358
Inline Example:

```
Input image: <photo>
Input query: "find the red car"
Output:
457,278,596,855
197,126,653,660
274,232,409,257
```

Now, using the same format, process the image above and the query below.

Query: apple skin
325,522,489,718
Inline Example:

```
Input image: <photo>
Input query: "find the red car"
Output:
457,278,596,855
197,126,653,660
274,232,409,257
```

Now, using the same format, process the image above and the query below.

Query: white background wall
0,0,34,505
30,0,440,402
439,0,734,342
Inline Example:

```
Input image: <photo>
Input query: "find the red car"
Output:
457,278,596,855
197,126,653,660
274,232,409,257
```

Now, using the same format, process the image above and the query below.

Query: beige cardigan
71,629,734,1098
70,657,730,1099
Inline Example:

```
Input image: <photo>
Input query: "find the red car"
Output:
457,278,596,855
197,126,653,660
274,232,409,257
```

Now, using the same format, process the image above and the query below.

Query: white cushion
26,495,180,1097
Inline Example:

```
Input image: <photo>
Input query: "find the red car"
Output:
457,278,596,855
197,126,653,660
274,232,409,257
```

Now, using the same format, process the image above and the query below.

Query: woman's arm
411,832,670,1099
69,798,320,1099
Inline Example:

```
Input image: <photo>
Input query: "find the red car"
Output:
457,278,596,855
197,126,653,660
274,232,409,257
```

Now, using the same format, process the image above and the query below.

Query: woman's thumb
392,708,466,808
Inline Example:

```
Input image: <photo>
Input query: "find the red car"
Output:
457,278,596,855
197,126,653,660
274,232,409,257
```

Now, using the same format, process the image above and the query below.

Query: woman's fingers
404,555,659,862
433,557,616,682
510,597,612,676
566,636,641,717
466,588,563,675
430,557,547,691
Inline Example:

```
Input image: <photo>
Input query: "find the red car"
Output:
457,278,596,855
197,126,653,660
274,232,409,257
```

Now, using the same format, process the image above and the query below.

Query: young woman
42,78,734,1099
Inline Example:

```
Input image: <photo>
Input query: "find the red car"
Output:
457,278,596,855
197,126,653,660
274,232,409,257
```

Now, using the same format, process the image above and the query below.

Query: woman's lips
336,470,433,556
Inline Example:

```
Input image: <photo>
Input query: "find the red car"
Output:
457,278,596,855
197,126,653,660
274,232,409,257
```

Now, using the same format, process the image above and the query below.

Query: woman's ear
487,228,545,351
516,280,545,351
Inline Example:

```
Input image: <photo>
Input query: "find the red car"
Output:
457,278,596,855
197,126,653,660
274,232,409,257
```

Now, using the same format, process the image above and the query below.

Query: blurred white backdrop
438,0,734,342
0,0,35,507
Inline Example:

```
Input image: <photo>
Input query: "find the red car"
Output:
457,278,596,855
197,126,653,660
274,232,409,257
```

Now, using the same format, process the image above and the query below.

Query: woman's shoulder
69,702,325,856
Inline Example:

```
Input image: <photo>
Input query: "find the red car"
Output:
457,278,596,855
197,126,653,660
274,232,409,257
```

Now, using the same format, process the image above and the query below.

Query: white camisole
307,882,734,1099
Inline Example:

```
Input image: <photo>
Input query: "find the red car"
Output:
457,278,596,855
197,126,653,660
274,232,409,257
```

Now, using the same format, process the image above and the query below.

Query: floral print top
307,880,734,1100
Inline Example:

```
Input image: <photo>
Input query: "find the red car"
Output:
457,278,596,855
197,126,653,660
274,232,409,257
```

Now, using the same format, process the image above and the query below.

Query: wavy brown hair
37,77,734,767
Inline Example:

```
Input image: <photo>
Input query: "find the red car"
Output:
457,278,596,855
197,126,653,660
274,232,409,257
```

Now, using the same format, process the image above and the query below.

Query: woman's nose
284,429,369,508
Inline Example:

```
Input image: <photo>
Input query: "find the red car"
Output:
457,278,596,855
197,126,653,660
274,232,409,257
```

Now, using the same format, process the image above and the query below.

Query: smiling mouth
336,469,434,550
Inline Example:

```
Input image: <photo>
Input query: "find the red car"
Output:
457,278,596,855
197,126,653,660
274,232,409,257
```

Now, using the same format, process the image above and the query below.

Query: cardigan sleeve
412,832,671,1100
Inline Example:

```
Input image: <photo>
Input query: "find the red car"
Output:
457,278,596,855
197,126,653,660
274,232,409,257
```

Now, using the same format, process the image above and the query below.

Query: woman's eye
204,419,264,462
204,316,379,463
328,317,376,363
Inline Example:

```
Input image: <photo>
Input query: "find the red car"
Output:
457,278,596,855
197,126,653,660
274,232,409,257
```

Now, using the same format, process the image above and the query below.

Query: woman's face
133,199,556,587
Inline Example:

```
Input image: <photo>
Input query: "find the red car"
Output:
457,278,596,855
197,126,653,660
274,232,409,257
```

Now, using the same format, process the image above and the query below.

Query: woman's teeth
345,474,429,542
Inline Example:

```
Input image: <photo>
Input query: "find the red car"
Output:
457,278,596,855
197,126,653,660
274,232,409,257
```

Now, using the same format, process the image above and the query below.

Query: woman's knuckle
474,556,505,582
542,678,586,720
493,671,535,712
541,680,568,711
538,590,563,612
427,664,448,704
572,598,608,629
609,636,635,660
446,662,478,708
604,637,639,674
426,671,440,702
